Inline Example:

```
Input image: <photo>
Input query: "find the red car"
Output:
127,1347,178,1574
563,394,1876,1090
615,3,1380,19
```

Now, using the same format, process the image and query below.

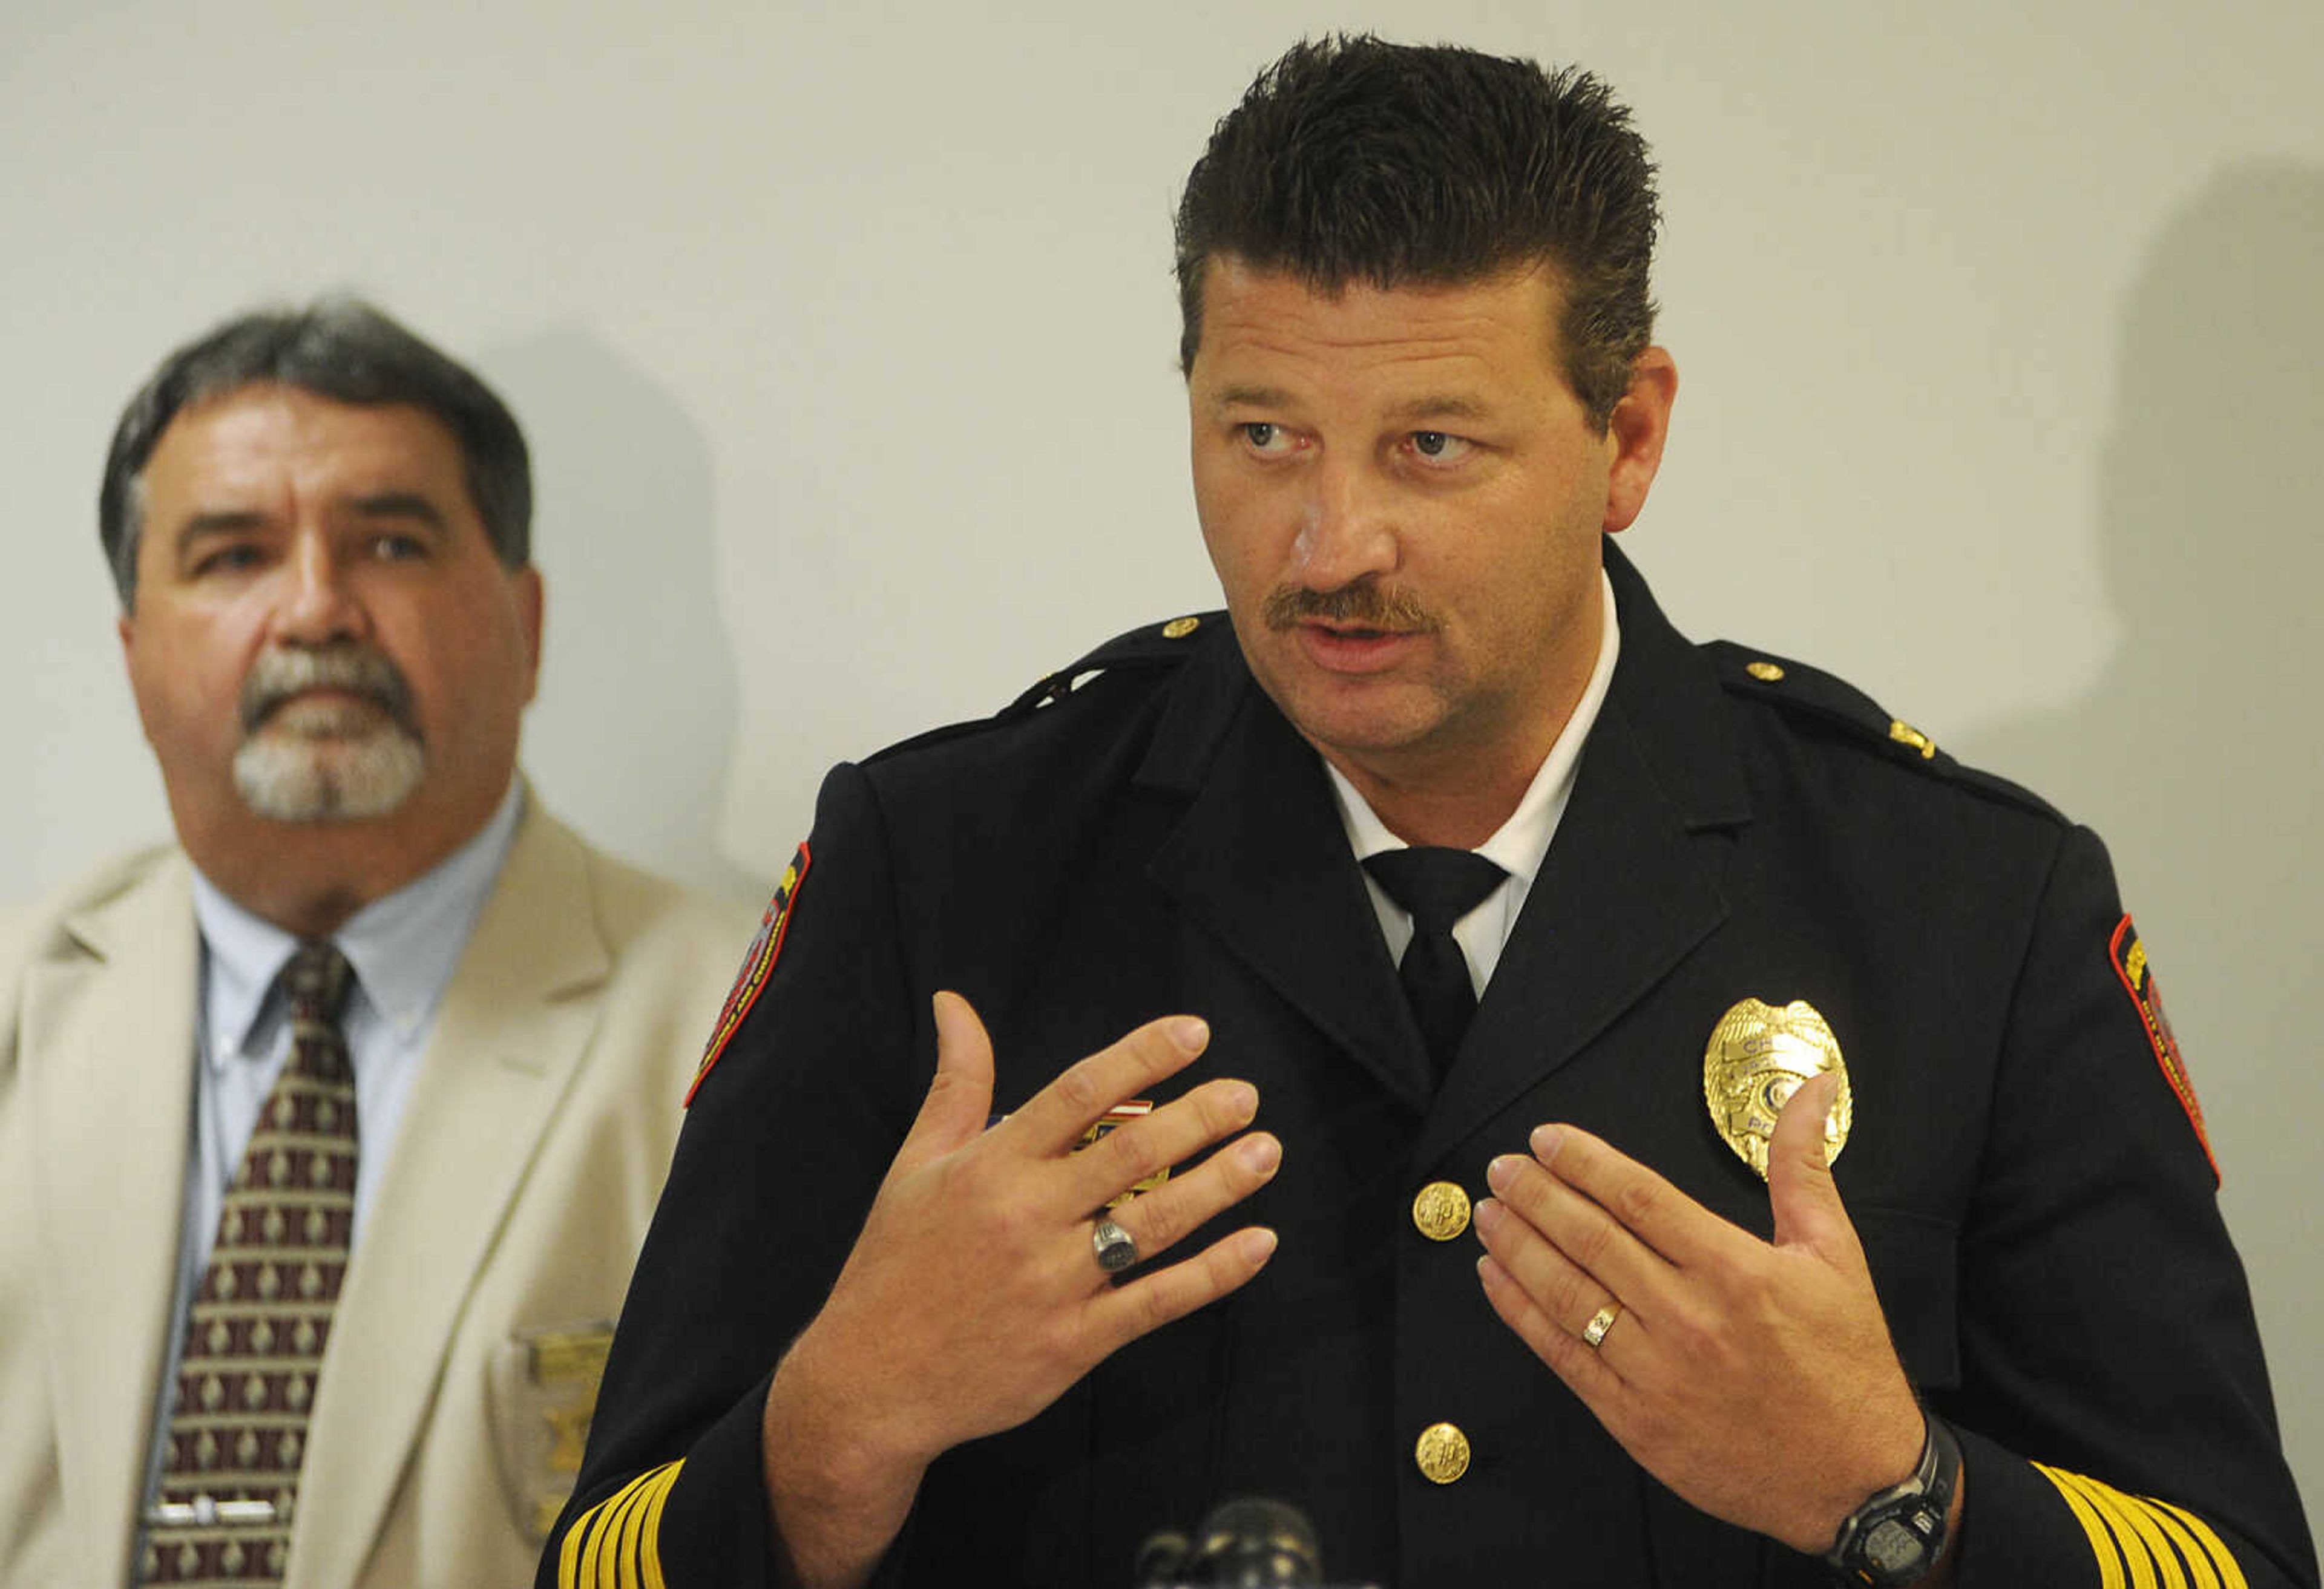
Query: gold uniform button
1161,615,1202,640
1414,1421,1471,1484
1745,660,1785,682
1411,1181,1472,1241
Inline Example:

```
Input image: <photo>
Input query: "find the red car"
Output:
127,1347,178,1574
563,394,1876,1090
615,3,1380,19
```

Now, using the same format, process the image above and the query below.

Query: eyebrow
172,511,268,551
1210,383,1295,414
1384,395,1491,425
346,491,448,528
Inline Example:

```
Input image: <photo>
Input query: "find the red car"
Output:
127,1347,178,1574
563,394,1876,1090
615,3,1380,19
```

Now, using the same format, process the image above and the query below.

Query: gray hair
99,298,531,608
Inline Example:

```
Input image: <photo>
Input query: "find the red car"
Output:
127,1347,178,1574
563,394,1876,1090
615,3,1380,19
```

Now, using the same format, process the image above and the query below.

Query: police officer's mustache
238,644,418,736
1261,580,1438,634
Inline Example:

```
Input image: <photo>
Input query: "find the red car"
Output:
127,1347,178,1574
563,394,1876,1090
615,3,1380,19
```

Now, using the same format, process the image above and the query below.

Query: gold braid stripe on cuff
558,1460,683,1589
2034,1463,2246,1589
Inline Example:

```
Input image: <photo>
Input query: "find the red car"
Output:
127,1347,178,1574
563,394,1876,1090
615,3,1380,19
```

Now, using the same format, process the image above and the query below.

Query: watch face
1865,1515,1932,1575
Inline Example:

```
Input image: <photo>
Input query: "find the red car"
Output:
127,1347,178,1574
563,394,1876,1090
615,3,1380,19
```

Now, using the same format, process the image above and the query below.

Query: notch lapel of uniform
1144,672,1433,1112
1416,546,1752,1168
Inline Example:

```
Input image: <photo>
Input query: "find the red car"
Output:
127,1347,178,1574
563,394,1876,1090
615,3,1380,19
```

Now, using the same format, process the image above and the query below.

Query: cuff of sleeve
652,1372,783,1587
1950,1426,2109,1588
1948,1427,2255,1589
652,1371,922,1589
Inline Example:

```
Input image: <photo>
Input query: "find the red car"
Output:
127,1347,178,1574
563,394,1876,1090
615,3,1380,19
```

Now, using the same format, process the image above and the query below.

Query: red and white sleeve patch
686,844,811,1107
2109,914,2218,1185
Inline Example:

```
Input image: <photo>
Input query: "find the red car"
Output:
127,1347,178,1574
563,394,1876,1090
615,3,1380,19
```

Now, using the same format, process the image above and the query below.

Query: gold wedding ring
1581,1303,1621,1350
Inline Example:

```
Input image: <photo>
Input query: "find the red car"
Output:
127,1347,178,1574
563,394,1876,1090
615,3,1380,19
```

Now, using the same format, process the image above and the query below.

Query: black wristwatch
1822,1412,1962,1587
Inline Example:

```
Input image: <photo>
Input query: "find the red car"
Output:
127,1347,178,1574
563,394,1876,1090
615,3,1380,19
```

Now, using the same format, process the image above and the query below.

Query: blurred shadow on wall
480,325,770,906
1957,161,2324,1495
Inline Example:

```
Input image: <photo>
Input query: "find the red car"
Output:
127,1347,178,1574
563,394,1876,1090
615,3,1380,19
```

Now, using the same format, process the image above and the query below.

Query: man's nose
271,533,370,647
1289,457,1397,589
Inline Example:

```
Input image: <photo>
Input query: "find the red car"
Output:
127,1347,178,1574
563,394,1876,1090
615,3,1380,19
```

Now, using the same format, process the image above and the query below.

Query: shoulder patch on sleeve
686,844,811,1107
1002,611,1229,718
2109,914,2219,1185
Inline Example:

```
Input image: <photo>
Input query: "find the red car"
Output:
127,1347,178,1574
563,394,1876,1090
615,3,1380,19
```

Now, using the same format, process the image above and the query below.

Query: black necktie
1363,848,1508,1087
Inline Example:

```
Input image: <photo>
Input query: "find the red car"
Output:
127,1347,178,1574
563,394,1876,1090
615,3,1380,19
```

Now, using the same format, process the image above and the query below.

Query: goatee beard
232,645,425,822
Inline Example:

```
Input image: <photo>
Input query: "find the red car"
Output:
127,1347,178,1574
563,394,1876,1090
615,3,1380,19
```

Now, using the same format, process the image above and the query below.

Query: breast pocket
1853,1209,1961,1392
486,1321,615,1541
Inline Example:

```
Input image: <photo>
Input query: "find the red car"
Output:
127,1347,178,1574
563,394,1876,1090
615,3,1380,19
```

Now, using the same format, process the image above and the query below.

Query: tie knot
1363,847,1508,935
281,941,354,1024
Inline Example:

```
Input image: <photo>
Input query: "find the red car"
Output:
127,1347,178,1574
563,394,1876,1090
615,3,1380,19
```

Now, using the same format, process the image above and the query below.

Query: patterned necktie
1363,848,1508,1088
142,942,358,1587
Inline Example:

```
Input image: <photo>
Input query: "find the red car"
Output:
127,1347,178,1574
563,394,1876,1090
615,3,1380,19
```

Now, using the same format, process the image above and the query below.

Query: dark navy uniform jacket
545,545,2315,1589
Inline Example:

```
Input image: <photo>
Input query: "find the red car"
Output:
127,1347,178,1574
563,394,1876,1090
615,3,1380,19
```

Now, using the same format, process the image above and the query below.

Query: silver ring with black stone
1091,1216,1140,1274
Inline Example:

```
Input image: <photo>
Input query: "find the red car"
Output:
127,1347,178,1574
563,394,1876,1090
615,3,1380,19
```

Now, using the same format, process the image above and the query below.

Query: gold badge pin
1079,1099,1169,1208
1703,998,1852,1179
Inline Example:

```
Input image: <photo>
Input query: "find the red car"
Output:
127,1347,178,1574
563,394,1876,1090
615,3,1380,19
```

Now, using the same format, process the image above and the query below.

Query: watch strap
1823,1411,1961,1586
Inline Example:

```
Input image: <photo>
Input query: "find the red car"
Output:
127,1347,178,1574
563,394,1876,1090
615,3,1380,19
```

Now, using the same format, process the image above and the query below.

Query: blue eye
1407,431,1472,465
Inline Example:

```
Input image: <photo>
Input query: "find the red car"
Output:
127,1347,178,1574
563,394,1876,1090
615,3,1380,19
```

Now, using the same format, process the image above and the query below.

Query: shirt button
1414,1421,1471,1484
1411,1181,1472,1241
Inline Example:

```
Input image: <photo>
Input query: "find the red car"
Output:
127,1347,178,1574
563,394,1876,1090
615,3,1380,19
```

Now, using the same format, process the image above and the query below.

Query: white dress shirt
1325,569,1621,995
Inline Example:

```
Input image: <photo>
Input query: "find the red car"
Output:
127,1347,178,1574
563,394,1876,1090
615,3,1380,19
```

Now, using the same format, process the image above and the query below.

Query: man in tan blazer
0,301,755,1588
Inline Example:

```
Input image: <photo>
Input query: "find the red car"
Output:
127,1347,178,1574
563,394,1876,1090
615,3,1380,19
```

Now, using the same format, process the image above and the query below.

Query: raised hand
1471,1073,1933,1557
761,992,1281,1588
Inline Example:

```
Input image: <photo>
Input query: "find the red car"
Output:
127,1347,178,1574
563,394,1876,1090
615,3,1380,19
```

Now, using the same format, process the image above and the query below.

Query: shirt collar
1327,568,1621,882
190,781,527,1067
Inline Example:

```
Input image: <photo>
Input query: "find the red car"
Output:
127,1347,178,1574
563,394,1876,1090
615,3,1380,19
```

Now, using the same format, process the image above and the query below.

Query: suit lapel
24,856,200,1587
1144,661,1434,1113
293,807,609,1587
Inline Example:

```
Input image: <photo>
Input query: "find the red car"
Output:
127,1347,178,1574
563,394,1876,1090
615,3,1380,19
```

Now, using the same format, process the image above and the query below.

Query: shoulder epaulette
1702,640,2063,820
1001,611,1227,719
862,612,1230,767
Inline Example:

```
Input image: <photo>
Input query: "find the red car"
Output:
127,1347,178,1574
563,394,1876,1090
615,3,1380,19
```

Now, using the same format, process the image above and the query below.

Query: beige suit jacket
0,799,757,1587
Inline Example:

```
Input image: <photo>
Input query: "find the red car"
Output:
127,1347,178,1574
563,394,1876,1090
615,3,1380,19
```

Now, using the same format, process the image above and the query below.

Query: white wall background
6,0,2318,1528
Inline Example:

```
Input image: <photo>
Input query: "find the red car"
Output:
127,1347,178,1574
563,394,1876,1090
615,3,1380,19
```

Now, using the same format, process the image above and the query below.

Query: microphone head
1134,1527,1193,1587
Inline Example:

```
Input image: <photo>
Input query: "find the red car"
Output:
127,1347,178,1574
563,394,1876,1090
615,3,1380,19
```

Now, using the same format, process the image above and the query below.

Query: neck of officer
176,777,516,940
1318,715,1565,851
1319,601,1607,852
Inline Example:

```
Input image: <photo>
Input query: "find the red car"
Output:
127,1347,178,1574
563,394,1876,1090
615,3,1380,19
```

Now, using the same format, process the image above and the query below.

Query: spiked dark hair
1174,36,1661,428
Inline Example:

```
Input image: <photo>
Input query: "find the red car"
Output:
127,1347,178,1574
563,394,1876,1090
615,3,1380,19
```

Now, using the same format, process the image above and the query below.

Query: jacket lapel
1422,543,1753,1167
1143,643,1434,1113
1417,696,1734,1166
293,805,610,1587
24,855,200,1587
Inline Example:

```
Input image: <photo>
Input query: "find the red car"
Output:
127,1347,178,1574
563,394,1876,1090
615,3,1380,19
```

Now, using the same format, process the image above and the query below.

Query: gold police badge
1703,998,1853,1179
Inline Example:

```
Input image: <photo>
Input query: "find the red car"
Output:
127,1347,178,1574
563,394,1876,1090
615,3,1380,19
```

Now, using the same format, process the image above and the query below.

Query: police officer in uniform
545,38,2317,1589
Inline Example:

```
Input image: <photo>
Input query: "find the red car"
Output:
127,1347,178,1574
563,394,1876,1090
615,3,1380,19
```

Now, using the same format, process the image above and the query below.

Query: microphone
1136,1496,1324,1587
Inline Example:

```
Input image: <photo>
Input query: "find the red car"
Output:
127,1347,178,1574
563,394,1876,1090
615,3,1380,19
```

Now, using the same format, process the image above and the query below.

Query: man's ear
514,564,545,704
1603,348,1678,535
